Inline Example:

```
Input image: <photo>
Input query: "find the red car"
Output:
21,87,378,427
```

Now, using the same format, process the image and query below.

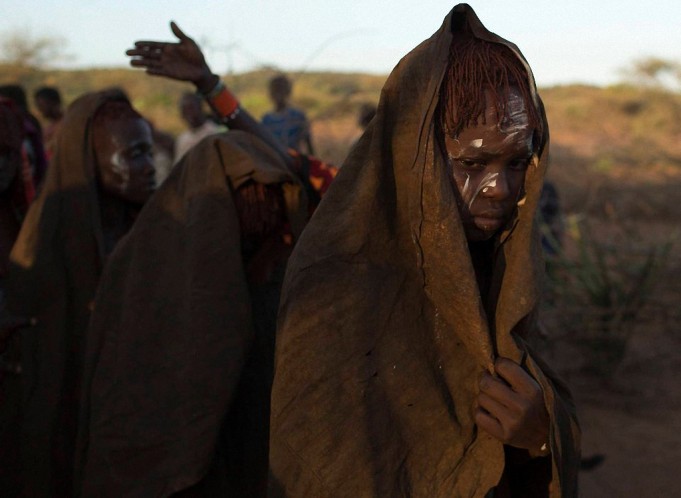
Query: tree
0,28,72,68
621,56,681,90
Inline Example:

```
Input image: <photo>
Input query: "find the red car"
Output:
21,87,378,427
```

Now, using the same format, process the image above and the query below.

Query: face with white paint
444,87,534,241
95,116,155,205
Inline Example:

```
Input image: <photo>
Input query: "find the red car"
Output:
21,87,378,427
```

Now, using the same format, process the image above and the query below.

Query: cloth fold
7,91,124,497
76,131,306,497
269,4,579,497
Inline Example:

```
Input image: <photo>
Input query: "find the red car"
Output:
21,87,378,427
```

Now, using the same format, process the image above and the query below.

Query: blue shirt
262,107,309,150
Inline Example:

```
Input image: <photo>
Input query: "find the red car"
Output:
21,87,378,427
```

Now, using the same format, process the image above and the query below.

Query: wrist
203,81,240,121
194,69,219,94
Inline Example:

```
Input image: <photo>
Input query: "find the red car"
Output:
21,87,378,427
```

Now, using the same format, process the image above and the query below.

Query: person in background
7,90,155,497
33,86,64,162
0,85,48,189
262,74,314,155
74,22,335,497
538,180,564,256
173,92,221,164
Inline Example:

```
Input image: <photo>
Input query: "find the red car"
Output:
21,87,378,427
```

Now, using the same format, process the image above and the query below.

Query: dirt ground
571,339,681,497
542,155,681,496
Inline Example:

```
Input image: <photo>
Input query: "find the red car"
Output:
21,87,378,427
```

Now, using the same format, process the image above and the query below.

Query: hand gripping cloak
269,5,580,497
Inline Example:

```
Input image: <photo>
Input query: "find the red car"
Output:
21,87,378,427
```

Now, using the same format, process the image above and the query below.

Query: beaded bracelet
203,80,241,121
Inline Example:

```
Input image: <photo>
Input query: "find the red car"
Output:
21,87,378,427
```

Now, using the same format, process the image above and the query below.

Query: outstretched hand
126,22,216,91
475,357,550,458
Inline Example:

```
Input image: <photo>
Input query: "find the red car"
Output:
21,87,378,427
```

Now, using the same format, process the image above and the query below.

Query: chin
465,231,495,242
464,224,499,242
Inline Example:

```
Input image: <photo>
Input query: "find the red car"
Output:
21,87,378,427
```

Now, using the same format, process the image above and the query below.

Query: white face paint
500,90,530,134
110,150,131,194
443,86,536,242
461,172,471,199
462,173,499,209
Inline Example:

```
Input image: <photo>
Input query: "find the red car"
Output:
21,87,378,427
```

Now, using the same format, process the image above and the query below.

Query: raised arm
126,22,297,172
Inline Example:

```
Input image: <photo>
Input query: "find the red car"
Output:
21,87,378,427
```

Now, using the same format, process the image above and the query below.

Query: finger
478,392,511,421
134,41,170,49
479,372,523,411
474,409,505,442
126,48,162,60
146,67,173,78
495,357,541,396
130,59,156,68
170,21,192,42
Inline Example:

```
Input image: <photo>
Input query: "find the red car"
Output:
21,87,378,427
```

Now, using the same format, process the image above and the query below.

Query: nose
143,154,156,176
480,168,510,201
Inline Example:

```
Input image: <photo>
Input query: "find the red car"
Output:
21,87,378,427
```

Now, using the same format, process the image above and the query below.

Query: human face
269,82,290,109
95,117,155,205
444,88,534,242
35,96,59,120
180,95,205,129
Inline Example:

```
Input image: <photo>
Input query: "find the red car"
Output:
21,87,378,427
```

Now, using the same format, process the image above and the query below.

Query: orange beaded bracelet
204,81,240,120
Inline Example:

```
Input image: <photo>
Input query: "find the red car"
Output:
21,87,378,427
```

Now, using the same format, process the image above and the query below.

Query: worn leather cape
269,4,580,497
7,92,125,497
75,131,306,497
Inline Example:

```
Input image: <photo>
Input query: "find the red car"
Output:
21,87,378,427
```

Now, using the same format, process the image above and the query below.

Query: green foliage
544,218,675,376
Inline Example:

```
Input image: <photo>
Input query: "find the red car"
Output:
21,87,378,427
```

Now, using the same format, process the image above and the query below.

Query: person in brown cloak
268,4,580,497
75,25,321,495
6,91,155,497
75,133,309,497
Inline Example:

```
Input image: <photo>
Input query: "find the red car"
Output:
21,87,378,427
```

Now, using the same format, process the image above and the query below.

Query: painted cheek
466,172,499,208
110,151,131,194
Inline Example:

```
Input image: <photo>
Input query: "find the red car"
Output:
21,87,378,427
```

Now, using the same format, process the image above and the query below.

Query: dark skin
125,23,298,174
4,116,153,361
128,22,549,459
94,116,155,206
445,89,550,458
34,96,63,122
180,93,207,130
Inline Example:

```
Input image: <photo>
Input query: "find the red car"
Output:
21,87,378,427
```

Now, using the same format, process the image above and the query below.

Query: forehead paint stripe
471,139,483,148
499,90,530,135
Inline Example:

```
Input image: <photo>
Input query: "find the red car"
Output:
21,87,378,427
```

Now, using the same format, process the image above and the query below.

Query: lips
471,210,507,232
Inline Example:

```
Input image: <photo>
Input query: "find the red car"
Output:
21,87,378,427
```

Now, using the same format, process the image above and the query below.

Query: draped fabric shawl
76,131,306,497
8,92,124,497
269,5,580,497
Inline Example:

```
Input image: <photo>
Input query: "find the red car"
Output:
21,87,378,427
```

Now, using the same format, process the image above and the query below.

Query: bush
542,217,675,377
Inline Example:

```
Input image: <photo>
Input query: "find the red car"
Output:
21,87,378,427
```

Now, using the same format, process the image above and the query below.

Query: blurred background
2,1,680,495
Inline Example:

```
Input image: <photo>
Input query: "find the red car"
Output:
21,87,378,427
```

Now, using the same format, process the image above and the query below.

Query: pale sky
2,0,680,86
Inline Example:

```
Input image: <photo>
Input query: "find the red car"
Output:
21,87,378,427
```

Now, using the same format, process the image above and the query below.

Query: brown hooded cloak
269,5,580,497
76,131,307,497
6,91,132,497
